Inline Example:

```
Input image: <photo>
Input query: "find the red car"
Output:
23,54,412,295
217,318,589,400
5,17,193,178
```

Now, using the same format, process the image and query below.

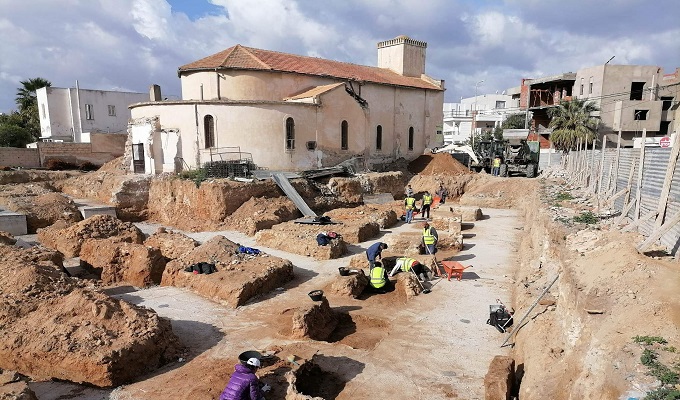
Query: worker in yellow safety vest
420,191,433,220
422,221,439,255
368,261,392,293
389,257,430,281
404,194,416,224
492,156,502,176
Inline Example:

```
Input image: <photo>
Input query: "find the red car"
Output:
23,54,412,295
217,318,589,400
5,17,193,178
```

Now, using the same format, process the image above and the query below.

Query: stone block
79,206,117,219
0,212,27,236
484,355,514,400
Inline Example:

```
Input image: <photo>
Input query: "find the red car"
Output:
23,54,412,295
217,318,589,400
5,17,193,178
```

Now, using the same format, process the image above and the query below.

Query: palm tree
548,98,600,152
14,77,51,139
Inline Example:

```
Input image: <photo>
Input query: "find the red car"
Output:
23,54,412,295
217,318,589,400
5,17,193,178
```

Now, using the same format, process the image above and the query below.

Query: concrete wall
0,148,40,168
0,133,125,168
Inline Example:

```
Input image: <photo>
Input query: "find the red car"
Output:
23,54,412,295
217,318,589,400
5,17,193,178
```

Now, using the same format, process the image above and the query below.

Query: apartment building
517,65,679,147
36,86,148,143
442,94,515,145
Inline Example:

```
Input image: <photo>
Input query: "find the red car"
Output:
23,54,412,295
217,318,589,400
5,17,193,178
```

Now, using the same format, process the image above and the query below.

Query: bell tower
377,35,427,77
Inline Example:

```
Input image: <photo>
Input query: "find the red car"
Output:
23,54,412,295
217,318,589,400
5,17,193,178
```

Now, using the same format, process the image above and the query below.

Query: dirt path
28,206,520,400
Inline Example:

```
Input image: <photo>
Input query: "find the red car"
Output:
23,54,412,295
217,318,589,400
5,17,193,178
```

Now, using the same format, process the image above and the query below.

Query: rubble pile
143,227,199,260
37,214,144,257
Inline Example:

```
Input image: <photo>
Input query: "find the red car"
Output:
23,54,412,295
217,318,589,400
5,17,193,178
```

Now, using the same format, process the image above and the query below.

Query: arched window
376,125,382,151
204,115,215,148
341,120,348,150
408,127,414,151
285,117,295,150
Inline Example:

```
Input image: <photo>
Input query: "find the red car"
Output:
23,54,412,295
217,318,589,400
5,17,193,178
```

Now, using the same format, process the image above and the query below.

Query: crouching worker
367,261,393,294
219,357,271,400
389,257,430,281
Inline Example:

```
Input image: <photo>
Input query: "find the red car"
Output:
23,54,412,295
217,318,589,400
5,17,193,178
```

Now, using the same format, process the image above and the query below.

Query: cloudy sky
1,0,679,113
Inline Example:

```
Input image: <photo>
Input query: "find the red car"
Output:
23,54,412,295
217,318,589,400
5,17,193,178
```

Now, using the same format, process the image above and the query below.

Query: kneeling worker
389,257,430,281
219,357,270,400
368,261,392,293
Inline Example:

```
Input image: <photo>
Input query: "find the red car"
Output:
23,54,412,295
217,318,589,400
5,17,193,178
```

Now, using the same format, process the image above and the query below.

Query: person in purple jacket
219,357,269,400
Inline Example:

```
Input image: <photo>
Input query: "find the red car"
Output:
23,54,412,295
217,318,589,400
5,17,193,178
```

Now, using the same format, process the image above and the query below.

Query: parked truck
498,129,540,178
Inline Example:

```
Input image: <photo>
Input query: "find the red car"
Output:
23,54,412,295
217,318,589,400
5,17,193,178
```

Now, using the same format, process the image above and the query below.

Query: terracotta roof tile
285,83,344,100
179,45,442,91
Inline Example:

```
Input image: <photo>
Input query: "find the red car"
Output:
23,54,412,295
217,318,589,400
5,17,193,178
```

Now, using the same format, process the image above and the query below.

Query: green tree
501,113,527,129
548,99,600,152
15,77,51,140
0,123,33,148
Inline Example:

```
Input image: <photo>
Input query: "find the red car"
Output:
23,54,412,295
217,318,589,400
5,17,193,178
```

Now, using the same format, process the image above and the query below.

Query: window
634,110,648,120
85,104,94,120
285,117,295,150
408,127,414,151
41,104,46,119
376,125,382,151
204,115,215,148
495,101,506,109
589,77,593,94
341,120,348,150
661,97,673,111
630,82,645,100
580,78,584,95
108,105,116,116
660,121,670,136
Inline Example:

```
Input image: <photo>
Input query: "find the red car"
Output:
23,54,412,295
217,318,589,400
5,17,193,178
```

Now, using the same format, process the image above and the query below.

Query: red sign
660,137,671,148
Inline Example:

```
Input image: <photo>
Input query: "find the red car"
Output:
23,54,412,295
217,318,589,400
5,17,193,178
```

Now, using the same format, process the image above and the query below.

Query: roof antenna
605,56,615,65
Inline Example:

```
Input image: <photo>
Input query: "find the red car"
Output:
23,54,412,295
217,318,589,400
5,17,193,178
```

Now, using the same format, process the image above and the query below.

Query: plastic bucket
338,267,349,276
308,290,324,301
238,350,262,365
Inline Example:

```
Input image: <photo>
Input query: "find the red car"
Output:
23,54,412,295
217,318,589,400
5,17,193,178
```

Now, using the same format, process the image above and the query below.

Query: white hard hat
246,357,261,368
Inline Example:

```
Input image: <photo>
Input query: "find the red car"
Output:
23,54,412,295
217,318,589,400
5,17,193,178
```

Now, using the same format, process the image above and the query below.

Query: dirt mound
222,196,300,235
56,172,151,221
0,184,83,233
289,297,339,341
98,156,127,174
407,153,471,175
407,173,473,200
356,171,408,199
256,223,347,259
0,242,65,275
143,228,199,260
37,214,144,258
0,370,37,400
324,204,399,230
0,259,182,387
0,170,81,185
0,232,16,246
80,238,166,287
327,271,368,298
161,236,294,307
459,174,539,208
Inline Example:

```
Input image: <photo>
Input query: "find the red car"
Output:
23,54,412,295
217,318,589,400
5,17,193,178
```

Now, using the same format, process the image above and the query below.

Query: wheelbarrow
440,261,473,281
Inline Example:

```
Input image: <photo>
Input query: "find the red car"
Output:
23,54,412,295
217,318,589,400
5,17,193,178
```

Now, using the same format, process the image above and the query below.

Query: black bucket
238,350,262,365
308,290,324,301
338,267,349,276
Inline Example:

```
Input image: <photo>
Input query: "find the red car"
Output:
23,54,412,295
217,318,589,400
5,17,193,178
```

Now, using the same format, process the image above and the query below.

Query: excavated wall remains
0,186,82,233
0,244,182,387
256,223,347,259
37,215,144,258
80,238,167,287
161,236,294,307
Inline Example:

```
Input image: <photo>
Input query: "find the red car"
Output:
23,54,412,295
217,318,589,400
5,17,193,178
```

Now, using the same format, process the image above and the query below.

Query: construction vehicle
498,130,540,178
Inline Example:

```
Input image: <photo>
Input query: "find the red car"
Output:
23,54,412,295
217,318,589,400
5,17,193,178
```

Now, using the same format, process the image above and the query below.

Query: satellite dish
502,90,506,95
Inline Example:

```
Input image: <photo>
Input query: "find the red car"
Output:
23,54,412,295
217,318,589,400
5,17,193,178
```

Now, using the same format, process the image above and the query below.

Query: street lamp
472,80,484,147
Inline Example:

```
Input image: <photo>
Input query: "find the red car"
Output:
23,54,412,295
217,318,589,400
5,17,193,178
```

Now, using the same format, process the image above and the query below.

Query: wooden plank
606,188,629,205
589,138,597,192
653,134,680,230
623,159,637,209
634,129,647,219
597,136,607,195
614,197,637,226
637,210,680,253
623,210,657,232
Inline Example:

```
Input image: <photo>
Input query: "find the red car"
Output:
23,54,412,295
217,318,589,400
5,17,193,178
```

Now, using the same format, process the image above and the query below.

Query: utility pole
472,80,484,147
